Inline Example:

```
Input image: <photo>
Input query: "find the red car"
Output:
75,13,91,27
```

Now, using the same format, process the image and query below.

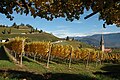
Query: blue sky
0,10,120,38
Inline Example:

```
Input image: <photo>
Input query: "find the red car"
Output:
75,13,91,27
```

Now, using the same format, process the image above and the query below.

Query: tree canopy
0,0,120,27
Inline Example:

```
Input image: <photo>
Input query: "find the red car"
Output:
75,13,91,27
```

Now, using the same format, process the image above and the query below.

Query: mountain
74,33,120,48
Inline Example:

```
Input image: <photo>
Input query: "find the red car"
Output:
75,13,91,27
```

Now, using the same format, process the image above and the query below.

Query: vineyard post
34,52,37,61
98,51,102,65
12,51,17,58
99,51,102,65
101,51,104,65
47,43,52,68
86,51,90,67
69,46,73,69
96,51,99,67
14,51,17,58
20,39,25,66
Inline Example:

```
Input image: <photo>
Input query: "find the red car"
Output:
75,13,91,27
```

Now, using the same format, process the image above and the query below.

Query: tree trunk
34,53,37,61
47,43,52,68
100,52,104,65
69,46,72,69
96,52,99,67
14,51,16,58
20,53,22,65
20,39,25,66
86,52,90,67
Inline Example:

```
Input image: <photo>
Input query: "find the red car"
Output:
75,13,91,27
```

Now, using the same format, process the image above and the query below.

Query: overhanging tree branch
84,10,99,19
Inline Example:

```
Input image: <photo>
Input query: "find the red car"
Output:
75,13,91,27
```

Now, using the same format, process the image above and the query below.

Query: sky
0,10,120,38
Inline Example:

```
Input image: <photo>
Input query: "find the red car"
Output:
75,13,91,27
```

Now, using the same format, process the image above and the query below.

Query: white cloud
54,33,87,38
54,31,87,38
103,31,120,34
45,29,87,38
44,26,120,38
55,31,120,38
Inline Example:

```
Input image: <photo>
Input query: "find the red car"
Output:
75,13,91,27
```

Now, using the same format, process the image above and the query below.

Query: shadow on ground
0,69,97,80
0,46,9,60
93,64,120,79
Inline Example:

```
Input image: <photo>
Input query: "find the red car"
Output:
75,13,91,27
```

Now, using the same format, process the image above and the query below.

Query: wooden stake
47,43,52,68
20,39,25,66
86,51,90,67
69,46,72,69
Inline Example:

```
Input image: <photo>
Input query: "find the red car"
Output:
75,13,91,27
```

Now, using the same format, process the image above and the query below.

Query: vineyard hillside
55,40,93,49
0,27,59,41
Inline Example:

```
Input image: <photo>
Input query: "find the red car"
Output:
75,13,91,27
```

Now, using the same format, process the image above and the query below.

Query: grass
0,58,120,80
0,60,17,69
22,56,48,74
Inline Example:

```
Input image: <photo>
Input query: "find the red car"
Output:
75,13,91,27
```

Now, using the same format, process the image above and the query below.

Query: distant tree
0,25,3,27
32,29,35,32
29,28,34,33
17,26,19,29
12,22,17,26
50,32,53,35
72,37,74,41
66,36,69,41
0,25,6,28
7,28,12,34
0,25,2,27
2,29,6,34
20,23,25,26
26,24,33,28
39,30,43,33
3,25,6,27
6,25,8,28
35,28,37,32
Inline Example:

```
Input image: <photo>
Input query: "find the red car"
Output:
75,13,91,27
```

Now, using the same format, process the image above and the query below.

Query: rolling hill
0,26,59,42
74,33,120,48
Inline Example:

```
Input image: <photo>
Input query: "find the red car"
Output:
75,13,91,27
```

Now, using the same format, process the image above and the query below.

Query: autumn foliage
5,38,120,64
0,0,119,26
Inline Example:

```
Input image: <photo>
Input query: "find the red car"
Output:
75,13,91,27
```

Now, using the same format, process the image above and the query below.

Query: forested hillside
74,33,120,48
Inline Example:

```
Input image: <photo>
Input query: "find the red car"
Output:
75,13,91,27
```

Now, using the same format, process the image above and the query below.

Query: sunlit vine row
4,37,26,64
51,44,72,59
5,37,25,54
24,41,50,59
5,39,120,63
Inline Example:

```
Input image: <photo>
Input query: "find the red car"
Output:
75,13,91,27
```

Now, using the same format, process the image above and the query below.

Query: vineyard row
5,37,120,64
